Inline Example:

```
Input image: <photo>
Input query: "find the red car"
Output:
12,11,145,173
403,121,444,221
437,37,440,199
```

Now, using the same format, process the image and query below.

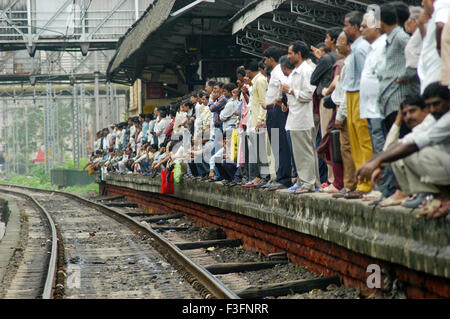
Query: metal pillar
44,84,51,173
13,96,18,173
50,86,55,169
94,51,100,133
25,102,29,173
80,83,87,159
72,83,80,169
2,100,9,174
52,87,60,164
114,85,120,124
107,82,113,125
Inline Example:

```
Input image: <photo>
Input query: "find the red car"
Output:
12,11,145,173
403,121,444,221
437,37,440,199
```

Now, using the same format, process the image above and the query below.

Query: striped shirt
376,26,410,118
209,95,228,128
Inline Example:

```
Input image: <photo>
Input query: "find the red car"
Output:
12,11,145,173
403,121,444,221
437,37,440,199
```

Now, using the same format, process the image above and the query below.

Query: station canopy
107,0,422,86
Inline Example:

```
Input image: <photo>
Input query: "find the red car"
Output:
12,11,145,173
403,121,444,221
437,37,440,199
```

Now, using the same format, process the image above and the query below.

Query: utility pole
72,83,80,169
44,84,50,173
13,93,18,173
50,85,55,169
80,83,87,159
52,87,60,164
2,99,9,174
25,102,29,173
94,51,100,133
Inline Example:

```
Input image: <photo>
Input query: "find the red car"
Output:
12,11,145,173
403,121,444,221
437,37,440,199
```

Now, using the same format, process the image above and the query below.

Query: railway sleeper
205,260,289,275
153,226,200,231
176,239,243,250
103,202,138,208
98,195,126,202
237,276,341,298
125,211,168,217
142,213,185,223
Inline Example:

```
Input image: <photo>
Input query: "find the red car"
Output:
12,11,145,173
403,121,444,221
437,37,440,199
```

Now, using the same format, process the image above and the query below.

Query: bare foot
390,189,407,201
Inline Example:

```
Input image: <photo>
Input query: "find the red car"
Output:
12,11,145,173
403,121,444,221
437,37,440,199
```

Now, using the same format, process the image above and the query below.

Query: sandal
320,184,339,194
287,183,301,194
379,198,403,207
426,200,450,219
362,190,382,202
416,199,441,218
294,186,314,194
344,190,365,199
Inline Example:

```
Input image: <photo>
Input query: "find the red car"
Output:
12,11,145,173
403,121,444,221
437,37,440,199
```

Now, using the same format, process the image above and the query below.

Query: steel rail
0,184,239,299
0,186,58,299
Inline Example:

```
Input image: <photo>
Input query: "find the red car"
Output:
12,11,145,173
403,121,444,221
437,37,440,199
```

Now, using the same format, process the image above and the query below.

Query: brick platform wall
104,183,450,299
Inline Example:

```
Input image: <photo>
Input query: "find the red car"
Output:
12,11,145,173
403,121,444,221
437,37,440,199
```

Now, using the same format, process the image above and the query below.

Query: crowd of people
88,0,450,219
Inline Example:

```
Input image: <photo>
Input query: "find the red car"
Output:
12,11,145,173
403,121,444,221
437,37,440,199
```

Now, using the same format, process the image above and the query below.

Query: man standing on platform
310,27,342,185
261,47,292,191
242,60,269,188
375,4,411,202
342,11,373,197
282,41,321,194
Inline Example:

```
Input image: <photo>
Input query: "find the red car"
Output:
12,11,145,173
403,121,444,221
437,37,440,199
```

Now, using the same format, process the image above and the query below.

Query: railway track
0,184,351,300
93,194,348,299
0,192,55,299
0,185,237,299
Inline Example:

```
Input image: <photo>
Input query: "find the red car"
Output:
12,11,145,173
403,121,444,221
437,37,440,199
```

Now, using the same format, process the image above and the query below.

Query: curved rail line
0,184,239,299
0,187,58,299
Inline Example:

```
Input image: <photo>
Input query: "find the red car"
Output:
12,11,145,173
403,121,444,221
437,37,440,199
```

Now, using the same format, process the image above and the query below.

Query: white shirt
418,0,450,93
114,129,122,149
219,98,239,134
246,86,253,132
94,138,101,151
193,102,203,136
171,145,188,163
120,128,126,145
333,58,349,122
208,96,215,140
102,136,109,150
154,116,171,146
402,111,450,153
130,125,136,140
384,114,436,151
405,28,423,69
265,64,287,105
360,34,386,119
285,61,316,131
173,111,187,135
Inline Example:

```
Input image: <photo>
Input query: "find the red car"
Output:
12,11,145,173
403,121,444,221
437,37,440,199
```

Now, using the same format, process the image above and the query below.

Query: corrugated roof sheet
107,0,176,76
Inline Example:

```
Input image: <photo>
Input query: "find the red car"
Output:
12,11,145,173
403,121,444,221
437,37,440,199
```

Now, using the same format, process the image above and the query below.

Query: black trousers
266,106,292,187
188,161,208,177
216,162,237,181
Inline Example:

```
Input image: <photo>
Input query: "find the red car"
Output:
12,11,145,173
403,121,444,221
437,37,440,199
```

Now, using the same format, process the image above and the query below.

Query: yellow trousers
346,91,373,193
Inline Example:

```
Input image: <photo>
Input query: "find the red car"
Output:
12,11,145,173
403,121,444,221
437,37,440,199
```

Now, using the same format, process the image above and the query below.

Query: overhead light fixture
170,0,215,17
